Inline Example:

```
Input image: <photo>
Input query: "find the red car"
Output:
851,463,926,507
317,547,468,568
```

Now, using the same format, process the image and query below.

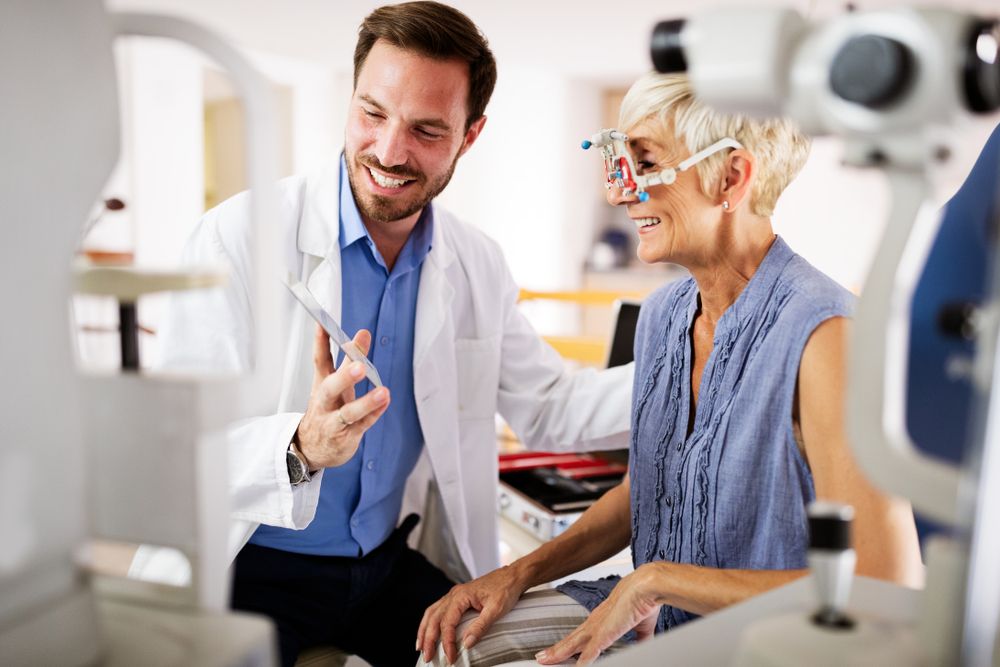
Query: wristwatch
286,439,313,486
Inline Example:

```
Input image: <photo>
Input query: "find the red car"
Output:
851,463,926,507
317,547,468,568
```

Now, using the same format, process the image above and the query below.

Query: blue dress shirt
250,156,431,556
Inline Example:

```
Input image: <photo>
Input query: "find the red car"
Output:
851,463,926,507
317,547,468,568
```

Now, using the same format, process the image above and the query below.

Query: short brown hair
354,2,497,130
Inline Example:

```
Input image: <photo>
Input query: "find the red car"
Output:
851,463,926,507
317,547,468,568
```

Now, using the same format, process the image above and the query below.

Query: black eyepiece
651,20,687,73
830,35,914,109
964,19,1000,113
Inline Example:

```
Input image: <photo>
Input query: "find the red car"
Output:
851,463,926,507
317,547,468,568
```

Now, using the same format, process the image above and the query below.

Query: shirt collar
339,154,369,250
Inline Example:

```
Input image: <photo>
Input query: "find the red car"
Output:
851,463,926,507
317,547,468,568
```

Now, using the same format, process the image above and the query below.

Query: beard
346,151,460,224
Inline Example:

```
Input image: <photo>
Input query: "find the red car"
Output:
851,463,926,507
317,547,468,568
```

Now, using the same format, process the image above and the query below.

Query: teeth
634,217,661,228
369,167,410,188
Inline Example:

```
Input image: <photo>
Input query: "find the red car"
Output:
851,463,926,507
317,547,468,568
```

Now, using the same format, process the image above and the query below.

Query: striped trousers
420,589,629,666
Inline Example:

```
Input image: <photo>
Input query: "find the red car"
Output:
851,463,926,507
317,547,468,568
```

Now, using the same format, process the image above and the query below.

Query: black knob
808,503,856,630
964,19,1000,113
808,506,852,551
938,301,979,340
651,20,687,73
829,35,914,108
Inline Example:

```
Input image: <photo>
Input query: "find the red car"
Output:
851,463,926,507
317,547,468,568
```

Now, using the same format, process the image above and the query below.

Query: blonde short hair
619,72,810,217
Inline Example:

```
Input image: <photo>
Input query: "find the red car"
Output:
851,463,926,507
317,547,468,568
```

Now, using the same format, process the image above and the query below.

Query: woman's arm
536,561,806,665
417,474,633,663
797,316,924,587
512,473,633,586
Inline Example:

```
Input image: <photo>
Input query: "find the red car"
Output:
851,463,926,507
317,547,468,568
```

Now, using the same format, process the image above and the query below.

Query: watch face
287,450,306,484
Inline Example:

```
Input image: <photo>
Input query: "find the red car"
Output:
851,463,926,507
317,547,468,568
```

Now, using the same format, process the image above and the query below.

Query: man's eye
416,128,443,140
362,108,384,120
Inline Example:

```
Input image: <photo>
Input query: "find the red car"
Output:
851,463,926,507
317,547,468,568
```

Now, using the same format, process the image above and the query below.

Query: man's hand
416,565,529,664
295,324,390,469
536,563,664,665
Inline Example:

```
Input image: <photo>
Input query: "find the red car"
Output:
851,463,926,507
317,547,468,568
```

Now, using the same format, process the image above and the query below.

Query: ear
719,149,754,211
458,115,487,158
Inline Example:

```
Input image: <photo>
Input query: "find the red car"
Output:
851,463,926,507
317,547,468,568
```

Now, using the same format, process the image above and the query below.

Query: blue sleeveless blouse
558,236,854,632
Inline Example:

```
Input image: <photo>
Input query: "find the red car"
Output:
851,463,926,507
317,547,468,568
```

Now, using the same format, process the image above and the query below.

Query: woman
416,72,923,666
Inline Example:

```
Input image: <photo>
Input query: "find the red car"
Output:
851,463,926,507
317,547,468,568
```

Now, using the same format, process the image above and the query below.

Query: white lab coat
130,159,632,584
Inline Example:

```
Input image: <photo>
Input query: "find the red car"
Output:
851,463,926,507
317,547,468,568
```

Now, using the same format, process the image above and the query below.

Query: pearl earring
722,200,730,210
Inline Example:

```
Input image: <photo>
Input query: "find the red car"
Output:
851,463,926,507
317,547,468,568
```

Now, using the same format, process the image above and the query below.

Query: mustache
357,155,422,180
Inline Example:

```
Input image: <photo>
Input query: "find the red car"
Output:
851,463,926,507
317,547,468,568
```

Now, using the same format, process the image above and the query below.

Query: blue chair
907,123,1000,545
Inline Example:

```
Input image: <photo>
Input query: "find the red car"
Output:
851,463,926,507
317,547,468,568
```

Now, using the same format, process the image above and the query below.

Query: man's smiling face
345,39,483,227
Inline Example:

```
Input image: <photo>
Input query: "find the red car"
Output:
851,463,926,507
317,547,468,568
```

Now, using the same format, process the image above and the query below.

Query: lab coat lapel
414,220,456,370
299,160,342,321
411,218,475,568
277,162,342,413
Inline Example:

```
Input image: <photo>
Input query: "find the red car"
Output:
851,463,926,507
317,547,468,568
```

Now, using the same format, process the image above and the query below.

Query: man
143,2,631,665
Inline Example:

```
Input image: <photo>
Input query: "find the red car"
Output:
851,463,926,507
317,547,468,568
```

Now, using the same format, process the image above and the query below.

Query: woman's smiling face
608,119,720,266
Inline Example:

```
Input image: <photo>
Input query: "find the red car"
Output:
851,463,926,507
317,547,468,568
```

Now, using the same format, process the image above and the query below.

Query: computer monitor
606,300,641,368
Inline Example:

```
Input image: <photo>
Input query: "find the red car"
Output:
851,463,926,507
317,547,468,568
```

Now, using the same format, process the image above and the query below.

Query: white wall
774,116,1000,292
89,0,1000,352
76,37,204,368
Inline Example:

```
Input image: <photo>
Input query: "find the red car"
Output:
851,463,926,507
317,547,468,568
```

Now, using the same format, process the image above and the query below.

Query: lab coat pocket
454,335,501,420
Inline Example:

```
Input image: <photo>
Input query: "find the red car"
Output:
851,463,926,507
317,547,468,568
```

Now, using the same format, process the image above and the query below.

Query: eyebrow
359,94,453,133
628,135,662,151
630,136,682,162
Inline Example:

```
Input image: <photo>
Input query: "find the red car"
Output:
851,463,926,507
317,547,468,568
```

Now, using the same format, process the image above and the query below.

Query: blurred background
76,0,1000,368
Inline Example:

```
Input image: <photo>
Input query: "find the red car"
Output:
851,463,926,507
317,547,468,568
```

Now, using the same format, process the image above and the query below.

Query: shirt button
366,460,375,471
380,336,389,346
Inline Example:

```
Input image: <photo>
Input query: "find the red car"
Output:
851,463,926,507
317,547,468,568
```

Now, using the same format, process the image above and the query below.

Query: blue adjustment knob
581,140,592,149
638,192,650,202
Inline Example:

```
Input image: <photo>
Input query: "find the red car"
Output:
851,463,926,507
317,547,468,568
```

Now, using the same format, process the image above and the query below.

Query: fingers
460,603,502,650
353,328,372,357
336,331,374,406
536,631,583,665
418,588,478,664
346,399,389,434
420,602,444,663
440,602,468,665
335,385,390,426
536,621,604,666
315,360,371,412
417,603,433,654
311,324,334,392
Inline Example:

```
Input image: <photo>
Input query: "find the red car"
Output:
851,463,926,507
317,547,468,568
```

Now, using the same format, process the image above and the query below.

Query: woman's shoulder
777,251,855,319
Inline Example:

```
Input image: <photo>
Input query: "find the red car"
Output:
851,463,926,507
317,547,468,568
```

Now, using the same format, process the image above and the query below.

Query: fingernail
463,635,476,649
535,650,547,660
350,363,364,378
375,387,388,403
415,638,420,651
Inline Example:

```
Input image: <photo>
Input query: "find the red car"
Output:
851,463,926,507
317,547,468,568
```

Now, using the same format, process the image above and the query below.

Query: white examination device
601,6,1000,667
1,1,283,664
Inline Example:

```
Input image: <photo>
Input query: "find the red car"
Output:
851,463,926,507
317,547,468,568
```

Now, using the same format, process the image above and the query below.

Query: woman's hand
417,564,531,664
536,563,666,666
